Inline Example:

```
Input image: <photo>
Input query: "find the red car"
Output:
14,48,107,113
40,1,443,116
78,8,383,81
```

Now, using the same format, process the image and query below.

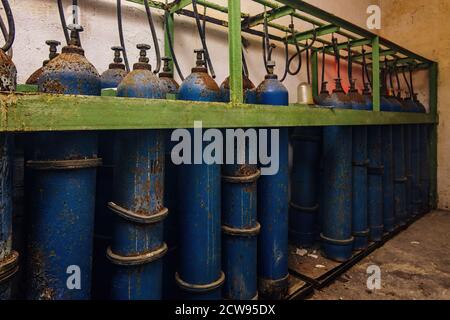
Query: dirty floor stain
310,210,450,300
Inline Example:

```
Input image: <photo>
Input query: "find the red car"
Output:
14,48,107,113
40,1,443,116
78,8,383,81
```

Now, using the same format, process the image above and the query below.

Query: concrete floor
309,210,450,300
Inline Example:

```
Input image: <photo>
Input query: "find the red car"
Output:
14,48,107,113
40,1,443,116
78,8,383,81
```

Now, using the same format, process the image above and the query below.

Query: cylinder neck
362,83,371,96
265,60,277,79
62,25,84,55
192,49,208,73
348,79,358,93
160,57,173,78
133,44,152,71
332,78,345,93
109,47,126,70
320,81,330,95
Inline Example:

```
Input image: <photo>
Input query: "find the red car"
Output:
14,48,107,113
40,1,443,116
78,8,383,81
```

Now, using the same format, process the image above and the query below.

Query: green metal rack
0,0,439,208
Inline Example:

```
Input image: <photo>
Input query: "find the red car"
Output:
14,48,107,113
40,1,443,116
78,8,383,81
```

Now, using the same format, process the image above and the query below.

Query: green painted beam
0,94,435,132
253,0,358,41
243,6,294,28
228,0,243,104
371,36,380,112
288,24,339,44
429,62,439,209
126,0,166,10
169,0,249,18
164,12,175,74
324,38,371,53
354,49,397,61
276,0,434,64
17,84,38,93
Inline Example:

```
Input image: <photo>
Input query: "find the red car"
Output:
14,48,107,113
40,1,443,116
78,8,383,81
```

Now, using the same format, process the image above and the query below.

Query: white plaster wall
6,0,377,101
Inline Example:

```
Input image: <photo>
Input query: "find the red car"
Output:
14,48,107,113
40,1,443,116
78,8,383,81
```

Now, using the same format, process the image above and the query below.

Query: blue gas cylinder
387,89,408,228
220,74,260,300
158,56,181,300
101,46,128,89
289,126,321,248
220,73,257,104
105,44,167,300
379,88,396,237
93,46,128,299
314,82,332,239
364,85,384,242
0,42,19,300
348,80,370,250
321,79,354,262
256,61,289,299
414,96,430,214
398,93,415,220
176,49,223,300
27,25,101,300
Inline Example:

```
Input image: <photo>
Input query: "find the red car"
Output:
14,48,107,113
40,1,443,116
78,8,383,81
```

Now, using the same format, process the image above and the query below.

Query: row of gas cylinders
1,27,430,301
0,25,290,300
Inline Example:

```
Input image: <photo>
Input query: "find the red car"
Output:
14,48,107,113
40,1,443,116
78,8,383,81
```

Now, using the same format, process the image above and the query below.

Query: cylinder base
258,274,289,300
320,234,354,262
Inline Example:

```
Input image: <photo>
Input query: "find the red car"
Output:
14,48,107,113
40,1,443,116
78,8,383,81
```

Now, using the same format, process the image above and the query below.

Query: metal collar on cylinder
222,222,261,237
106,243,168,266
175,271,225,293
26,158,102,170
0,251,19,284
222,169,261,184
108,202,168,225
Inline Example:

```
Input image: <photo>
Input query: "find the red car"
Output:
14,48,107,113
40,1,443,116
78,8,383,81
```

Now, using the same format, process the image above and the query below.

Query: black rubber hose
394,63,402,97
0,14,8,42
362,46,372,88
57,0,70,45
1,0,14,52
144,0,161,74
117,0,130,73
280,40,289,82
347,40,352,83
409,66,415,96
402,68,412,98
262,12,270,74
164,10,184,81
332,36,340,78
321,44,326,86
306,44,311,84
287,25,317,77
192,0,215,78
242,47,249,78
388,67,395,94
